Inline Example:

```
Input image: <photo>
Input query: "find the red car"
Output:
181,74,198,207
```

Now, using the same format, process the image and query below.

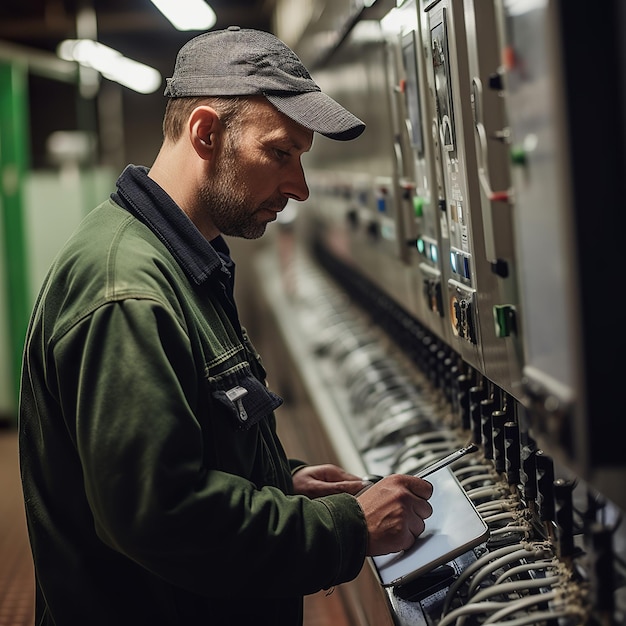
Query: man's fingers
413,494,434,520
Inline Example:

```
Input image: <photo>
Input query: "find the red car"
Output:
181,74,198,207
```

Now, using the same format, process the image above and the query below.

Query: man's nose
281,161,309,202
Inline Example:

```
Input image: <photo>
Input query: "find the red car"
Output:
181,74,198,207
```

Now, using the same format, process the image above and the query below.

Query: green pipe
0,60,31,421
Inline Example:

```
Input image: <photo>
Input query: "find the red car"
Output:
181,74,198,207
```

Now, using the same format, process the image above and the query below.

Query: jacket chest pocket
207,361,283,430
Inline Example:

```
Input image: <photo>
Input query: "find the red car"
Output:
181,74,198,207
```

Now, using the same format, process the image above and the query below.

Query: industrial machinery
252,0,626,623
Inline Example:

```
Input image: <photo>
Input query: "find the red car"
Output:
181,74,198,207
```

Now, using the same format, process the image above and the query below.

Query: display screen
431,11,456,151
402,31,424,155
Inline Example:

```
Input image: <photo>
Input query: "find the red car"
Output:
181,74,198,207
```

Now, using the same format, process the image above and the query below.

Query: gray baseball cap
164,26,365,141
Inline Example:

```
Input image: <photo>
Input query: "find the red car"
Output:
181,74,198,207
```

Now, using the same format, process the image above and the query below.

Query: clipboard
372,466,489,587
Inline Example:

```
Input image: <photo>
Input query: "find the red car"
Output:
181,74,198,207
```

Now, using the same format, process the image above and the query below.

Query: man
19,27,433,625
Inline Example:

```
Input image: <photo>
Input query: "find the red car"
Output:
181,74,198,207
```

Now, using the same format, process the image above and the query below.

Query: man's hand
357,474,433,556
292,464,367,498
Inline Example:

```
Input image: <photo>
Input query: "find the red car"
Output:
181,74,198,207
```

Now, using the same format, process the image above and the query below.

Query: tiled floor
0,428,35,626
0,427,350,626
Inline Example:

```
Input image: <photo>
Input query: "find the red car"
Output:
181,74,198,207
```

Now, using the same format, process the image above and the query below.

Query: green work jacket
19,166,367,625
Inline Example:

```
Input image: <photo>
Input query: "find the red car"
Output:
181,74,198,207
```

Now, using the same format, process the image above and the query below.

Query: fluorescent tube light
150,0,217,31
57,39,162,94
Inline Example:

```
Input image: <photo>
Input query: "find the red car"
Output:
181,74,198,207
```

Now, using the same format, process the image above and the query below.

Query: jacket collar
112,164,233,286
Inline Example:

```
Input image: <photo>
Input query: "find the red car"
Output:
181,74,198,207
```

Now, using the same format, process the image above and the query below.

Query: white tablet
372,466,489,587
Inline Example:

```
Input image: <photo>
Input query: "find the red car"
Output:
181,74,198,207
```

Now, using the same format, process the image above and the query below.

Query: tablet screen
372,466,489,587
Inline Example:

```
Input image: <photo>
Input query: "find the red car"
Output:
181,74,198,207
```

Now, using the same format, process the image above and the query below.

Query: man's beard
198,138,286,240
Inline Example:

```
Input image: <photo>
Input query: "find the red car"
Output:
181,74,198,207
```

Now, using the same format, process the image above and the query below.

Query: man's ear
189,106,221,160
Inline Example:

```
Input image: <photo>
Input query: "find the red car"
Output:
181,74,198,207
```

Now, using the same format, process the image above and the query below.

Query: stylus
414,443,479,479
357,443,479,496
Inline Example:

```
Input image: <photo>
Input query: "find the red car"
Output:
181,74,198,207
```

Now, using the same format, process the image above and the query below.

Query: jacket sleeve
53,296,368,596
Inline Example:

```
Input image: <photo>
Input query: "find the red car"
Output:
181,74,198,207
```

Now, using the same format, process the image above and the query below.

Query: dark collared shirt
112,164,242,336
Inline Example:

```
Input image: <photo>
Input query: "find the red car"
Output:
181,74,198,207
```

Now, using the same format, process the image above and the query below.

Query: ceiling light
150,0,217,31
57,39,162,94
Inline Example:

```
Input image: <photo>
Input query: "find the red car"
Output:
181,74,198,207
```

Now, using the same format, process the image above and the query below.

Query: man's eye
274,149,290,160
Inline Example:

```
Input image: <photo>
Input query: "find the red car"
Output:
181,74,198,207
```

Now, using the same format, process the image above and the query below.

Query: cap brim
265,91,365,141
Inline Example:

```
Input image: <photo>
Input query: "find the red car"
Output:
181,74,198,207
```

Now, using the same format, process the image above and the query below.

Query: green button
493,304,515,337
413,196,426,218
510,146,526,166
